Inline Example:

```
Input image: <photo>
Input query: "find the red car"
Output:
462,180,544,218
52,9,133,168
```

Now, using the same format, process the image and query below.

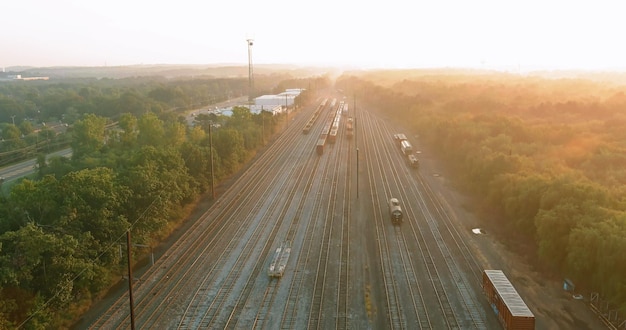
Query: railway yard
85,96,605,329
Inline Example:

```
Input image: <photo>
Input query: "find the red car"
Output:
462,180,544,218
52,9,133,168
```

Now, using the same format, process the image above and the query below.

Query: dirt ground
412,134,608,330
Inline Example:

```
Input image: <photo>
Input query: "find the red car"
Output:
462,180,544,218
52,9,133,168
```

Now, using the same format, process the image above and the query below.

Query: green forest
338,70,626,318
0,74,326,328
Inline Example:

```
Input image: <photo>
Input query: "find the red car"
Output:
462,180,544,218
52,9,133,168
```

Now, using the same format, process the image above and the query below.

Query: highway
0,148,72,183
85,95,502,329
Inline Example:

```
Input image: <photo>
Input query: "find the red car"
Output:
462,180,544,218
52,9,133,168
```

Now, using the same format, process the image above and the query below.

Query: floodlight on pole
247,39,254,105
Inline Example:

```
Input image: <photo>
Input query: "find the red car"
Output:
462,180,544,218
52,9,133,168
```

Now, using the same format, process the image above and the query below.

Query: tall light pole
209,121,215,200
247,39,254,106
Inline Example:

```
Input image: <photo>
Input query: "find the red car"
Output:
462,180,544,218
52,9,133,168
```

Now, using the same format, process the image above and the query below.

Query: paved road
0,148,72,183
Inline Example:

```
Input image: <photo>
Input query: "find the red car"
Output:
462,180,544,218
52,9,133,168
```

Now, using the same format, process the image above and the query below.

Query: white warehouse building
254,94,295,107
220,104,283,117
254,88,304,108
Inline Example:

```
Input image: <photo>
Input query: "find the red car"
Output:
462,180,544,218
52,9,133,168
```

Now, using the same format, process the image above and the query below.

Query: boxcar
400,140,413,155
316,137,326,155
483,270,535,330
394,133,408,143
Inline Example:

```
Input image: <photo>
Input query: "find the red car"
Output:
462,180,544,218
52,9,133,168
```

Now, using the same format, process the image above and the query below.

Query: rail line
361,111,406,329
378,111,488,328
335,111,353,329
88,97,497,329
233,123,328,329
306,115,343,330
89,98,323,329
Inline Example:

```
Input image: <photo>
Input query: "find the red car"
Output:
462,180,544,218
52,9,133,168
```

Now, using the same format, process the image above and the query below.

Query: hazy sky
3,0,625,71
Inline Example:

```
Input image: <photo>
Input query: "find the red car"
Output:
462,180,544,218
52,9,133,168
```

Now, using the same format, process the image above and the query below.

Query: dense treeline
0,108,284,327
0,76,247,166
0,74,329,166
0,75,324,327
338,72,626,315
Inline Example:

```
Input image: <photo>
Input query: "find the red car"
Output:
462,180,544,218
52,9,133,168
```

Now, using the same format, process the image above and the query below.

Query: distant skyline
3,0,625,72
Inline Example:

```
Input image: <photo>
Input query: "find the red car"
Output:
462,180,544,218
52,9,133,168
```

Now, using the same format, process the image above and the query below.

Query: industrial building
253,88,304,108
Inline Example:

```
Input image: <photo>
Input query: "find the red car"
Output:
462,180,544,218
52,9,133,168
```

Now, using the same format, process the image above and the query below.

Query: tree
118,146,196,241
9,176,60,227
117,113,138,148
1,125,24,150
71,114,107,159
213,128,245,170
164,120,186,148
230,106,252,127
18,121,34,136
137,112,165,147
56,168,130,247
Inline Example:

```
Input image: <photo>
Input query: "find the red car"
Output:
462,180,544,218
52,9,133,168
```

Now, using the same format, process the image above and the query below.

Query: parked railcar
316,137,326,155
346,117,354,139
328,127,338,143
400,140,413,155
394,133,408,143
483,270,535,330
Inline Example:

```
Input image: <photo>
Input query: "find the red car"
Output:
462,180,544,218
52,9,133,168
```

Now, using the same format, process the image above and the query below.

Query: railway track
89,98,325,329
360,108,487,329
375,116,488,328
335,114,353,330
307,108,344,329
87,96,499,329
362,112,407,329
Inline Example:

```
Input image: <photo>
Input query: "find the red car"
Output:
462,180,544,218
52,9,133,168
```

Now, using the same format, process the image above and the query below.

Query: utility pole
126,230,136,330
261,107,265,144
354,94,358,199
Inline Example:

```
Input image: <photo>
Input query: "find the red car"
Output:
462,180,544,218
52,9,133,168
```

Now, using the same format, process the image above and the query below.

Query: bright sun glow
3,0,625,71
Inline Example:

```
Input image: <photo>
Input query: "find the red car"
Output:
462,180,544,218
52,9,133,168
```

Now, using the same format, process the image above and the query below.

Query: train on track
303,98,328,134
328,101,344,144
268,242,291,278
388,198,403,224
400,140,413,156
394,133,419,169
483,270,535,330
316,98,345,155
346,117,354,139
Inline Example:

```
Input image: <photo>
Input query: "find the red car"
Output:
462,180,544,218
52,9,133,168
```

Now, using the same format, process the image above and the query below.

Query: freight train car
328,102,342,143
316,137,326,155
316,119,332,155
346,117,354,139
394,133,408,143
400,140,413,155
303,98,329,134
483,270,535,330
328,127,338,143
